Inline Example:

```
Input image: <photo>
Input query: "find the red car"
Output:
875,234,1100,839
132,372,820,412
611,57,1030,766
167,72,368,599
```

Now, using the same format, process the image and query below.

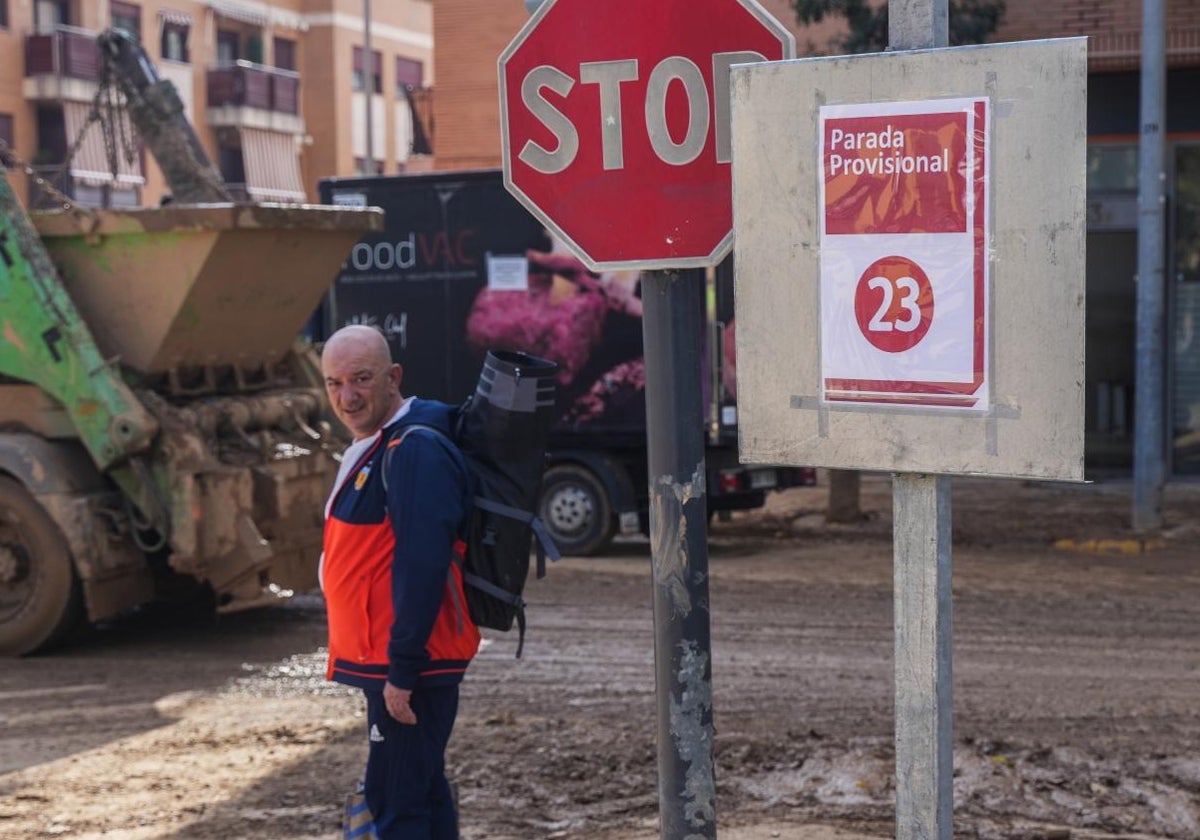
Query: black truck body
316,169,812,555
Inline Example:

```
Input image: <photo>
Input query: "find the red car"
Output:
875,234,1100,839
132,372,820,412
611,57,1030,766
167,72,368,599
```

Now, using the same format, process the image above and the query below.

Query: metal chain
9,82,108,212
51,87,108,204
1,60,138,212
96,60,139,179
0,135,81,213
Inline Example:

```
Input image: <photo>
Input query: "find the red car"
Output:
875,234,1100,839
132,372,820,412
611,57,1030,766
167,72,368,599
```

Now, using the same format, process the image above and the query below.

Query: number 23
866,275,922,332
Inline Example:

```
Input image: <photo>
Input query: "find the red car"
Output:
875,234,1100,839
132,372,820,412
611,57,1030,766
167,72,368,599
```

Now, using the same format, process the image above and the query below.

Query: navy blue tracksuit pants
362,685,460,840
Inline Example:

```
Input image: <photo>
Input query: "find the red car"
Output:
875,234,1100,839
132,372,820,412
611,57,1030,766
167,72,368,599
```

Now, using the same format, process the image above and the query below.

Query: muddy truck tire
0,477,82,656
538,464,615,556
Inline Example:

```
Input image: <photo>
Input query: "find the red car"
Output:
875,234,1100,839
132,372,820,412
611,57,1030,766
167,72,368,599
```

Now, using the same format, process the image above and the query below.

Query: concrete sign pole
893,473,954,838
887,3,954,840
1133,0,1166,530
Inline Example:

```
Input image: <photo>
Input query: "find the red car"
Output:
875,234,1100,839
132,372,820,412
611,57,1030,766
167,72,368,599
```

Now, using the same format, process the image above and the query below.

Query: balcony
22,25,101,103
26,166,141,211
206,61,304,135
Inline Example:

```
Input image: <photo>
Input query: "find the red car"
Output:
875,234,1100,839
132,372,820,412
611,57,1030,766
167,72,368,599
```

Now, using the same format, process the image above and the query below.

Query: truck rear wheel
0,477,81,656
539,465,615,556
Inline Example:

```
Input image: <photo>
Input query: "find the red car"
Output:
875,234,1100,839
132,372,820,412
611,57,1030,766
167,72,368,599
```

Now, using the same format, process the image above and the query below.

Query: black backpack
389,350,560,657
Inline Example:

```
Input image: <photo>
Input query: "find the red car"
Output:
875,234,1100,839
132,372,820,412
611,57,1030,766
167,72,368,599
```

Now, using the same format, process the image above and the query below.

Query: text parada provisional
826,124,952,178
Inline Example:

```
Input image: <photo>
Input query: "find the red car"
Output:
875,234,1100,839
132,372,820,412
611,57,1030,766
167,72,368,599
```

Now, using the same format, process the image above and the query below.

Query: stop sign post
501,2,793,838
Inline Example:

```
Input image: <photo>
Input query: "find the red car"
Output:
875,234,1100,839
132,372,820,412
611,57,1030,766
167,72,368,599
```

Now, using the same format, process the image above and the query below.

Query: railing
220,182,253,202
1089,25,1200,70
26,165,140,210
206,61,300,115
23,25,100,81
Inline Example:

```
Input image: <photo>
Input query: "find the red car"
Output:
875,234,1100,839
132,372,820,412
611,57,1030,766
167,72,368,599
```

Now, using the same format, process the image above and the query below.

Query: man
320,324,480,839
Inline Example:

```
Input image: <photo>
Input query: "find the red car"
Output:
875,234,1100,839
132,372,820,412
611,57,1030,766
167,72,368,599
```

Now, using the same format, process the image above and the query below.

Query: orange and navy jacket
322,398,480,691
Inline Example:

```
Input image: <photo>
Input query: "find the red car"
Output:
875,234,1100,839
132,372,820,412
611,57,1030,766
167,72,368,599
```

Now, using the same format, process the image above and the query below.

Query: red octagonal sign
499,0,794,271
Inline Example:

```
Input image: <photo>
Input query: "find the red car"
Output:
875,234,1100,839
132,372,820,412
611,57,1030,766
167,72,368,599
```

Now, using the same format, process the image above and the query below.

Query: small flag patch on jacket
354,466,371,490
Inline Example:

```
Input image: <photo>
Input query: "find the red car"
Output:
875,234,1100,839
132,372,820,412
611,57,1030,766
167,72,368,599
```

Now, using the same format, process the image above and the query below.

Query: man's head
321,325,403,440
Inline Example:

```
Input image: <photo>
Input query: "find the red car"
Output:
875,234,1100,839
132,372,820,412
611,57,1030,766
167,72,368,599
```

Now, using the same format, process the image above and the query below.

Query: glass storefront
1083,140,1200,475
1085,143,1138,470
1171,144,1200,474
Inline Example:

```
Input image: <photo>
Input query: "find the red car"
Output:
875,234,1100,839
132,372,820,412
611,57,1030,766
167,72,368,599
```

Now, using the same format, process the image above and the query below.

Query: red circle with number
853,255,935,353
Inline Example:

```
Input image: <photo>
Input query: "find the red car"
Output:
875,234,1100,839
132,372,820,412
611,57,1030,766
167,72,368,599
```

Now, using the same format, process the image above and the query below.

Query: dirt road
1,475,1198,840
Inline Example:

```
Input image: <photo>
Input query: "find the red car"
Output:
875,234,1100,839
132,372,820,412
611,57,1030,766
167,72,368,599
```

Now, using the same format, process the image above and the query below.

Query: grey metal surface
1133,0,1166,529
642,270,717,840
893,474,954,840
730,38,1087,481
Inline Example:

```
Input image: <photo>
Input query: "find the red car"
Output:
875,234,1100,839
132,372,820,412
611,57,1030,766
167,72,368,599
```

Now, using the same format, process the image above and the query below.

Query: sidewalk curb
1052,537,1167,554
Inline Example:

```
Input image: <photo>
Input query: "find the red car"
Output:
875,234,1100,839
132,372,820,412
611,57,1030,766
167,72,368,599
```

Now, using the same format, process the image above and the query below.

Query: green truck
0,178,379,656
0,29,381,655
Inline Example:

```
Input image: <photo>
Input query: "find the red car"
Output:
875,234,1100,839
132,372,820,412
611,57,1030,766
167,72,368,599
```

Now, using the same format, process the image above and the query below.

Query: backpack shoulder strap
381,423,457,493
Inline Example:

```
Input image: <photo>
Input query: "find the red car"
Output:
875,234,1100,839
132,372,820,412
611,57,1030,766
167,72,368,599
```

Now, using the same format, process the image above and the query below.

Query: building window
352,47,382,94
0,113,14,168
274,37,296,72
1087,144,1138,193
245,34,264,65
354,157,383,176
217,29,239,63
1176,145,1200,286
395,57,423,96
110,1,141,41
35,0,69,30
161,20,189,63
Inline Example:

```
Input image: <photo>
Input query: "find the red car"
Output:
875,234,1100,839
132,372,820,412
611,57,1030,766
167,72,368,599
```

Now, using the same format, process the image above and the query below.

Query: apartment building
3,0,1198,472
0,0,434,206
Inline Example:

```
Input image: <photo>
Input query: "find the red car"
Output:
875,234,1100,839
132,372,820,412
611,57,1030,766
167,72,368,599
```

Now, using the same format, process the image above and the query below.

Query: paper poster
486,254,530,291
818,97,990,409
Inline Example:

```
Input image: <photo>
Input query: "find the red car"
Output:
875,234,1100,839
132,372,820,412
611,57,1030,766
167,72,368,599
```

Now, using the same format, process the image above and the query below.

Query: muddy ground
2,473,1199,840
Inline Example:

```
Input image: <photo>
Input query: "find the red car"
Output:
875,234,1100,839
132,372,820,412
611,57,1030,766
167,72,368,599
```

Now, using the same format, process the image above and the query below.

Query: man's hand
383,682,417,725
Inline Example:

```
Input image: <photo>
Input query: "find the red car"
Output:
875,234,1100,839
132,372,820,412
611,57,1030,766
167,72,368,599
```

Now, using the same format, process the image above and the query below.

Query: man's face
322,337,402,440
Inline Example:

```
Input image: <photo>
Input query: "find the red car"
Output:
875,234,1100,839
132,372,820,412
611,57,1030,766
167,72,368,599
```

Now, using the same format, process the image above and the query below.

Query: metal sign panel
730,38,1086,481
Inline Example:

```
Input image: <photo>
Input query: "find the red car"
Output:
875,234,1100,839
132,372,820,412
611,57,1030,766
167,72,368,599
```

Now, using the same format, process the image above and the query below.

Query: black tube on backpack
456,351,560,653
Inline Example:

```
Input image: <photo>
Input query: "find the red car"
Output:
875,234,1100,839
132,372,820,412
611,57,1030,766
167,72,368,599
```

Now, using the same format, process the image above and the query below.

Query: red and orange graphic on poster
818,97,990,410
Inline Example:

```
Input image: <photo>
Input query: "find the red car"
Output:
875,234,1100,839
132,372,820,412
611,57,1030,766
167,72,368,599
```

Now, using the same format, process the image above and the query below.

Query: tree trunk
826,469,863,523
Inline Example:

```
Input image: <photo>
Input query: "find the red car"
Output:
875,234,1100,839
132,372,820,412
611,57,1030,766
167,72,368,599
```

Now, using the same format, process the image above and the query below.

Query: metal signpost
1133,0,1167,531
499,1,792,836
729,25,1087,840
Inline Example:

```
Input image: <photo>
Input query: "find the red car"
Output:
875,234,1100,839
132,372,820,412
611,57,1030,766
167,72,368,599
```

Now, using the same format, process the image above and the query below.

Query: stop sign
499,0,794,271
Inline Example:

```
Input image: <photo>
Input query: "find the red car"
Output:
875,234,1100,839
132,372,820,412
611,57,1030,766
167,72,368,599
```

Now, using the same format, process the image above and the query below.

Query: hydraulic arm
0,176,159,470
97,28,232,204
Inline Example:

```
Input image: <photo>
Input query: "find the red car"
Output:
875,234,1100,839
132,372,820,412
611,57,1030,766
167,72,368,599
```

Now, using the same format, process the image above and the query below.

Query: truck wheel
0,477,81,656
539,465,615,556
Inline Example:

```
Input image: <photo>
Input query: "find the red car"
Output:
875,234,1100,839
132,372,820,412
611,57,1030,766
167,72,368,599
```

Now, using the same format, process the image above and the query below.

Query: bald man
320,325,480,839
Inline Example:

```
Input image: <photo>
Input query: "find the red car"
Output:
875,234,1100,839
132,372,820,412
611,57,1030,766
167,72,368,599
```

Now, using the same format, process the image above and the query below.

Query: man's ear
390,362,404,390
